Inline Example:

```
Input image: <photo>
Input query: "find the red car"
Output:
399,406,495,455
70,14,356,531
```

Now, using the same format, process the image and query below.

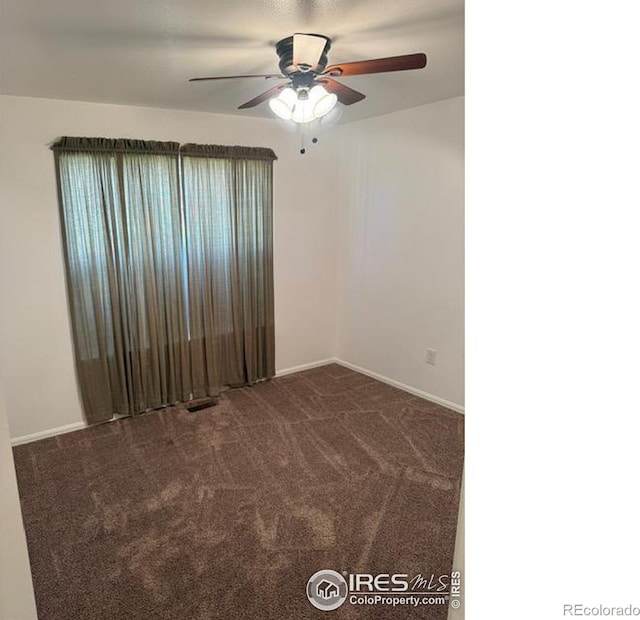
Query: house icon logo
306,569,348,611
317,579,340,599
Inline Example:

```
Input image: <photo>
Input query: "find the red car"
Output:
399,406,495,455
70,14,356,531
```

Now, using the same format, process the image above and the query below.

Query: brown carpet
13,364,464,619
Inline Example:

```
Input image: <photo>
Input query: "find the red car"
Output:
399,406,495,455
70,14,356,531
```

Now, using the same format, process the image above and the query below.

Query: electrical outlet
426,349,437,366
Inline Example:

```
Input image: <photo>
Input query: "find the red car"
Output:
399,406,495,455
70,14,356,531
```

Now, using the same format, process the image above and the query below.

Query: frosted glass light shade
268,87,297,120
291,98,315,123
309,85,338,118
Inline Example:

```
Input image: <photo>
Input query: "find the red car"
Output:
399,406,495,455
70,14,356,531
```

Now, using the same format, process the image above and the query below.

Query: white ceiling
0,0,464,124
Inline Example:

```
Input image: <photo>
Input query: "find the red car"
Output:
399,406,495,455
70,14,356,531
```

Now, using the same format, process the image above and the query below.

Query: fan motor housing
275,35,331,75
290,72,316,91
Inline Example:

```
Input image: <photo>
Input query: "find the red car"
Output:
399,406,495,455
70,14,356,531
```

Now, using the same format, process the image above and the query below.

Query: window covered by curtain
52,137,276,425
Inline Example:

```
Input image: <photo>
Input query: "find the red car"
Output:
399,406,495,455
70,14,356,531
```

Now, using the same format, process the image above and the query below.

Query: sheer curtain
181,144,275,396
53,138,276,425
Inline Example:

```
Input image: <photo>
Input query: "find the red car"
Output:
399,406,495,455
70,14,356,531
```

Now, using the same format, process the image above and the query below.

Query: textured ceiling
0,0,464,124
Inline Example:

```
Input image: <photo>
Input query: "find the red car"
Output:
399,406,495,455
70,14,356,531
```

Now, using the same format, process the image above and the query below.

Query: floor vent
186,398,218,413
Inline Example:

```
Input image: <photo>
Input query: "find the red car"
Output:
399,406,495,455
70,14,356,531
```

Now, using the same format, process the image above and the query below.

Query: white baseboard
275,358,338,377
11,358,462,445
11,421,87,447
333,359,465,414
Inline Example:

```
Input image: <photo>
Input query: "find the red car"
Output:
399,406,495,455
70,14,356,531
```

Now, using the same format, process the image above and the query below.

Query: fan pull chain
299,129,319,155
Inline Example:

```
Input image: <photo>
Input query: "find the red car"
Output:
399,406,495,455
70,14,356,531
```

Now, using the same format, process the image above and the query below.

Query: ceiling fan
189,33,427,124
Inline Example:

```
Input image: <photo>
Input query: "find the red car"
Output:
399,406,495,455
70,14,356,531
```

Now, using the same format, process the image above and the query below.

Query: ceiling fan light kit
269,84,337,123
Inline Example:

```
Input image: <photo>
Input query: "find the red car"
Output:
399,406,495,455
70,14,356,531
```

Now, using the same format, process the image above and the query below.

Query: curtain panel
180,150,275,397
52,137,276,425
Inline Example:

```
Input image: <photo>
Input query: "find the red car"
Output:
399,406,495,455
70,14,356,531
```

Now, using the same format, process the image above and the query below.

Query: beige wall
0,378,38,619
334,97,464,407
0,95,340,438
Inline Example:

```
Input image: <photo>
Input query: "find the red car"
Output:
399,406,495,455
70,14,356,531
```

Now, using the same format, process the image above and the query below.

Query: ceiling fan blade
237,83,288,109
293,33,329,70
322,53,427,77
318,77,366,105
189,73,284,82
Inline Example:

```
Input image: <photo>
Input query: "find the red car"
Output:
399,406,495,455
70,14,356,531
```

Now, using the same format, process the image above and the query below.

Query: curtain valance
51,137,180,155
180,143,277,161
51,137,277,160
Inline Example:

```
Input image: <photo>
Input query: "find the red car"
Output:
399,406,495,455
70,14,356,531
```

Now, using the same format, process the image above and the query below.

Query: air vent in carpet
186,398,218,413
